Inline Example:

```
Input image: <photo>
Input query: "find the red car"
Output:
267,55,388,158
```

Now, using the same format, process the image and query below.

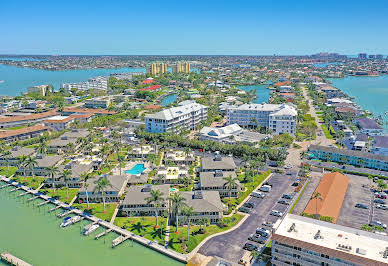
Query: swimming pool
124,164,146,175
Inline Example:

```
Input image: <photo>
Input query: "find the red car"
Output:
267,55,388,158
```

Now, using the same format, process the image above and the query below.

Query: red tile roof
0,110,58,124
141,79,154,84
140,85,161,91
0,125,49,139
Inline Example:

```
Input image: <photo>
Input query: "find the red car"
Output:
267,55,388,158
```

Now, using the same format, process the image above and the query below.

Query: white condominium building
61,76,108,92
272,214,388,266
145,102,208,133
226,103,297,135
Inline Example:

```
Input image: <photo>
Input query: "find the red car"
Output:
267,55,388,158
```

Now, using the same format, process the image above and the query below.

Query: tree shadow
130,222,150,234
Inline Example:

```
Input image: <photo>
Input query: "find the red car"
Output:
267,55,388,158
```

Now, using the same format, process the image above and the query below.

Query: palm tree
367,175,373,187
37,141,48,155
47,166,59,194
311,192,323,218
145,189,165,227
182,206,194,240
223,174,239,198
18,155,28,176
117,155,125,175
25,156,38,177
94,176,112,212
80,172,92,209
169,193,187,231
60,169,72,199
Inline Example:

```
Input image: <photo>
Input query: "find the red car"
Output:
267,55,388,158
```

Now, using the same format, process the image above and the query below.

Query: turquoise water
238,85,270,103
124,164,146,175
0,64,145,96
0,183,181,266
161,93,178,106
313,62,341,68
329,75,388,131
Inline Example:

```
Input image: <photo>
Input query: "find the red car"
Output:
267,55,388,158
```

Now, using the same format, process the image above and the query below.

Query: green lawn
114,216,167,245
0,166,18,177
168,214,243,253
73,203,117,221
40,187,79,204
321,125,333,139
11,175,45,189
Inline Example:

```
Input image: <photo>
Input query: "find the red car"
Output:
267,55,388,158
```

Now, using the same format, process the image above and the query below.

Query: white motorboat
83,224,100,236
60,216,72,227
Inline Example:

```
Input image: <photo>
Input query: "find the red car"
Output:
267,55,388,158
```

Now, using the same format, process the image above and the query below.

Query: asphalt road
198,171,297,262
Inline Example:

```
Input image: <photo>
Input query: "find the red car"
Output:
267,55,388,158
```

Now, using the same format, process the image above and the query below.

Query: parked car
369,221,387,229
243,202,255,209
282,194,294,200
292,181,300,187
376,204,388,210
255,228,270,238
270,210,283,217
262,221,275,228
248,234,267,244
374,199,386,204
260,185,272,192
278,199,290,205
375,192,387,199
355,203,369,209
285,164,292,169
238,207,251,213
243,243,258,251
252,191,265,198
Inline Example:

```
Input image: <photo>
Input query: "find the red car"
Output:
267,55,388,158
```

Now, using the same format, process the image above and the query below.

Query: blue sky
1,0,388,55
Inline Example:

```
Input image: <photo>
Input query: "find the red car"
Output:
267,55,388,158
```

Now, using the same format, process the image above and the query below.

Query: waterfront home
155,166,189,184
308,144,388,171
200,123,268,144
45,162,94,188
145,102,208,133
17,154,63,176
163,149,196,165
47,129,90,154
0,125,50,143
78,174,128,203
119,184,170,216
199,170,243,198
355,117,384,136
200,153,236,172
0,110,58,129
371,136,388,157
84,96,112,109
177,191,225,224
0,146,35,166
127,144,157,159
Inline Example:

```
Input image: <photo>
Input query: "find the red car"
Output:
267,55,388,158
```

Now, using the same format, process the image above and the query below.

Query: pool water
125,164,146,175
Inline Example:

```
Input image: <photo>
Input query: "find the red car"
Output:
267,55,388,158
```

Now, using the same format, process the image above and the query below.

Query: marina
0,176,185,265
1,252,32,266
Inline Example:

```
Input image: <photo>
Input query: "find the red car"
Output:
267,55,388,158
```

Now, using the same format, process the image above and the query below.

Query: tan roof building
304,172,350,223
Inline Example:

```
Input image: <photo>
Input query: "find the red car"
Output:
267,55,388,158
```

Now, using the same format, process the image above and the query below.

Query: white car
284,164,292,169
252,191,265,198
370,221,387,229
270,210,283,217
376,204,388,210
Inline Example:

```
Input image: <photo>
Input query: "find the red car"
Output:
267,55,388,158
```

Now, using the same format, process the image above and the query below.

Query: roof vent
337,244,352,252
142,184,152,192
356,248,367,256
314,230,323,240
193,191,203,199
384,247,388,259
214,170,223,177
288,223,296,233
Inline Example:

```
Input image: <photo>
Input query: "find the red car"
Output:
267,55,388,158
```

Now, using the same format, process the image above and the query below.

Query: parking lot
337,174,388,231
198,171,299,262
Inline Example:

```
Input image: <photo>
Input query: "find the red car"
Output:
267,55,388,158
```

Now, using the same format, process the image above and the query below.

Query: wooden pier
1,251,32,266
57,210,73,218
9,187,21,192
49,206,61,212
37,200,50,207
95,228,113,239
112,235,130,248
27,196,39,201
0,184,10,189
17,191,29,197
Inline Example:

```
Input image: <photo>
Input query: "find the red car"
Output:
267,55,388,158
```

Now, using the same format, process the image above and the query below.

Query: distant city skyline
1,0,388,55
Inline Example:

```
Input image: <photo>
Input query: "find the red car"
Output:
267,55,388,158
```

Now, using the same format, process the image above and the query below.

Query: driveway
197,172,297,262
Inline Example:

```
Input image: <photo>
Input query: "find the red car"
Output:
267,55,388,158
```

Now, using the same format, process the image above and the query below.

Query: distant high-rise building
376,54,384,60
368,54,375,59
172,62,191,73
358,53,367,60
147,62,167,75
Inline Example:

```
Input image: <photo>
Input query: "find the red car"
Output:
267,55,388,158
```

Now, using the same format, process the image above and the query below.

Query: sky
1,0,388,55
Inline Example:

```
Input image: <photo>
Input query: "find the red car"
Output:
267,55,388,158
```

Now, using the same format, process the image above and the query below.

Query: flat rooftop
273,214,388,264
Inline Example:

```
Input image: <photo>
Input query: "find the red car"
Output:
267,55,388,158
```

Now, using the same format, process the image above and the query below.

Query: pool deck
0,176,188,263
114,161,150,176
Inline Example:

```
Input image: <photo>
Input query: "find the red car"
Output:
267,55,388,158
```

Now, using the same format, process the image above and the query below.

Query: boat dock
0,184,10,189
17,191,29,197
1,251,32,266
95,228,113,239
49,205,61,212
0,176,189,263
112,235,130,248
37,200,50,207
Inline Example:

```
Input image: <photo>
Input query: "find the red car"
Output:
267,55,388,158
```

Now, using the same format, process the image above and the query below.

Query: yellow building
147,62,167,75
172,62,191,73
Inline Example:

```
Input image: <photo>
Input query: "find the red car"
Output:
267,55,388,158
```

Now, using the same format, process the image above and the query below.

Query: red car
375,192,387,199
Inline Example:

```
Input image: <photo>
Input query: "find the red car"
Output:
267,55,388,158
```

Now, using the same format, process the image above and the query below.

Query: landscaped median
168,214,244,254
321,124,333,139
114,216,167,245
